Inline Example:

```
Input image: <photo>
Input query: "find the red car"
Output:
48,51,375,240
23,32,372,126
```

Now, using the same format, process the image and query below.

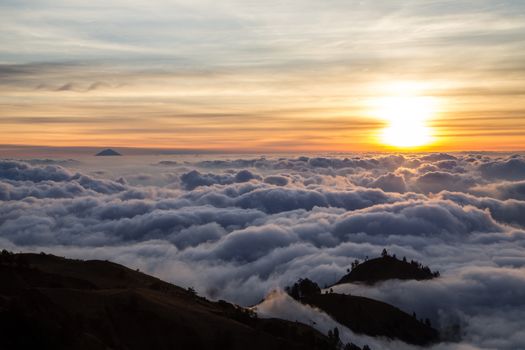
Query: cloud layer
1,153,525,349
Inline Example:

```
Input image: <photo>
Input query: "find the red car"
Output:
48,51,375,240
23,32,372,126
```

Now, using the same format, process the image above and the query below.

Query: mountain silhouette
95,148,122,156
302,292,438,346
335,252,439,286
286,277,440,346
0,250,345,350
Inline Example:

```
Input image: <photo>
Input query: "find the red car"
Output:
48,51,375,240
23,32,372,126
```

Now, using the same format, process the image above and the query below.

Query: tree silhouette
327,327,342,349
0,249,13,265
285,278,321,300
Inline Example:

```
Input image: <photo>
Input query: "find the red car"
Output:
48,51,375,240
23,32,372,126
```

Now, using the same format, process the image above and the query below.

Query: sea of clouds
1,152,525,349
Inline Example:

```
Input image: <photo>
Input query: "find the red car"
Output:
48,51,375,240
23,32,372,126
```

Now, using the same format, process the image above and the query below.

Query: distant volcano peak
95,148,122,156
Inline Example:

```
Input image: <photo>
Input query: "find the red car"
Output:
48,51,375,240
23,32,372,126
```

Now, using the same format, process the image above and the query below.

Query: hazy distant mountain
95,148,122,156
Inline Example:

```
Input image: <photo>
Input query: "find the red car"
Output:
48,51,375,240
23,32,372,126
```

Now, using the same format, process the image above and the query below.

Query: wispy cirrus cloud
1,1,525,150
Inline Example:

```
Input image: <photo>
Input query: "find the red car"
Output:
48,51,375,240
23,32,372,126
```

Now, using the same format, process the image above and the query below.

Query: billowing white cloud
1,153,525,349
478,158,525,181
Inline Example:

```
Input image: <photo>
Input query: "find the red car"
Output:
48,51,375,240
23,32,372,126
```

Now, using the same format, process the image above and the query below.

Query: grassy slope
0,253,337,350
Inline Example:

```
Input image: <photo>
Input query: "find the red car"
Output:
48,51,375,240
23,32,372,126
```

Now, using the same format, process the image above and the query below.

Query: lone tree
285,278,321,300
381,248,388,258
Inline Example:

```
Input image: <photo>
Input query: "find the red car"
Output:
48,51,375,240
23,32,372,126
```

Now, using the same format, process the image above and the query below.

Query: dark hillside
286,277,440,346
303,293,439,346
0,251,339,350
336,253,439,285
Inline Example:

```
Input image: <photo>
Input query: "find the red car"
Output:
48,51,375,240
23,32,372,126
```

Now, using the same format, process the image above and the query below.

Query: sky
1,0,525,152
2,3,525,347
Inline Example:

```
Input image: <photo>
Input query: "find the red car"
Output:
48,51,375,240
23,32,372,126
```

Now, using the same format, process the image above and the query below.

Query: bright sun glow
372,90,438,148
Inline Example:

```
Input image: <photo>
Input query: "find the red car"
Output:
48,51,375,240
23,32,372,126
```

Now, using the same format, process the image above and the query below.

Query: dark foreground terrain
303,293,439,346
0,251,345,350
287,277,439,346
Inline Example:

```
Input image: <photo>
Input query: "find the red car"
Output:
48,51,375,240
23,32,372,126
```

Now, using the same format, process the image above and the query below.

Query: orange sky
1,1,525,152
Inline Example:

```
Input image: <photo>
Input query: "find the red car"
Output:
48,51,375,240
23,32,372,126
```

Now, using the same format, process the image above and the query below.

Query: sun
372,93,438,149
